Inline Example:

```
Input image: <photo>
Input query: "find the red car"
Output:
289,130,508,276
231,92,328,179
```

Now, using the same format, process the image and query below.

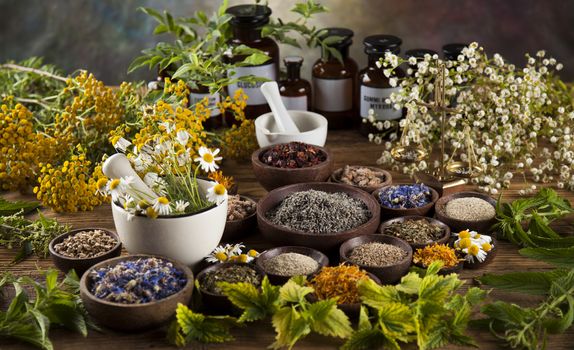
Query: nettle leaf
172,303,236,344
358,278,401,309
543,294,574,334
481,301,533,326
418,273,461,302
279,279,314,304
341,329,397,350
376,302,415,342
396,271,422,295
358,306,372,331
219,276,279,323
0,198,40,216
549,269,574,299
520,247,574,268
271,306,311,350
477,270,565,295
307,299,352,338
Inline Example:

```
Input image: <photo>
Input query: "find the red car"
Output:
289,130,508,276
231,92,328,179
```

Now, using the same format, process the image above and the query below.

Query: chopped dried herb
260,142,326,168
384,219,444,245
201,265,261,295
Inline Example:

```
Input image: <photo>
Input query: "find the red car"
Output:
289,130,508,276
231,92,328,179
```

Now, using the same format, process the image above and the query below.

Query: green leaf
271,306,311,350
543,294,574,334
0,198,40,216
307,299,353,338
520,247,574,268
279,279,314,304
358,278,401,309
377,302,415,342
477,270,566,295
358,306,372,331
341,329,397,350
172,303,236,344
219,276,279,323
241,52,271,66
396,271,422,295
481,301,533,326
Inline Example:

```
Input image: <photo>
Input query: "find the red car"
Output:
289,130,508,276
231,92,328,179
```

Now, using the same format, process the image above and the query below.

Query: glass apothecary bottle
312,28,358,129
358,35,405,135
225,4,279,123
442,43,468,61
189,85,222,130
405,48,437,76
279,56,311,111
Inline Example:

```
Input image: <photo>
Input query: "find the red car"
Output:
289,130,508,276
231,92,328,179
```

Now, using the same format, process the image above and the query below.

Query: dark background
1,0,573,84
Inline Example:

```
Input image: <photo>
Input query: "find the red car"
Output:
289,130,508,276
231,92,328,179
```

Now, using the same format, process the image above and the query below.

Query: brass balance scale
390,63,483,195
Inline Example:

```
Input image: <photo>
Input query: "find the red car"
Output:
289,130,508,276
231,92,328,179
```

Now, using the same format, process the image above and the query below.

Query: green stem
1,63,68,82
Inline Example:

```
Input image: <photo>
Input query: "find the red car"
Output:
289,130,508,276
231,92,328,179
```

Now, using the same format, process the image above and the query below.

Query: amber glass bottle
358,35,405,135
312,28,358,130
405,48,437,76
442,43,468,61
225,4,279,123
189,85,222,129
278,56,311,111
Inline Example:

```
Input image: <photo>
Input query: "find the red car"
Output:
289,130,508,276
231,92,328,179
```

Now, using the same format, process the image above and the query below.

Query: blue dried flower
379,183,433,209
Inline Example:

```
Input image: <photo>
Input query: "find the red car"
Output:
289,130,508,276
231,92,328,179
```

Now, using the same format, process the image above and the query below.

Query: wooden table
1,130,573,349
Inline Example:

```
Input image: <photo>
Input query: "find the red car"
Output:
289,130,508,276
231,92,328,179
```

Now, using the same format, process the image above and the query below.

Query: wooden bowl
79,254,194,331
49,228,122,277
257,182,381,252
339,234,413,285
251,143,334,191
223,195,257,241
453,236,498,269
256,246,329,285
434,191,497,233
378,216,451,250
329,165,392,193
372,183,439,219
307,272,381,319
196,262,266,313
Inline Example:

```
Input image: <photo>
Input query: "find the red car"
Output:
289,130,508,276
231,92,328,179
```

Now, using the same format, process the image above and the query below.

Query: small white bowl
254,110,328,147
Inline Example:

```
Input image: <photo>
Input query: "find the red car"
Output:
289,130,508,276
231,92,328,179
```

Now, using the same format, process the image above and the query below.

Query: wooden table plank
2,130,574,349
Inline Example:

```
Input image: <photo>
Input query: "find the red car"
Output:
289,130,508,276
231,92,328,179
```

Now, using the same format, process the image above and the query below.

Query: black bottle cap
319,27,354,48
442,43,468,60
363,35,402,55
405,48,438,59
284,56,304,66
226,5,272,27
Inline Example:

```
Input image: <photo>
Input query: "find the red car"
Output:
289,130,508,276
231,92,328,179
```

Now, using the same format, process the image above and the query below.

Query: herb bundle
0,269,92,350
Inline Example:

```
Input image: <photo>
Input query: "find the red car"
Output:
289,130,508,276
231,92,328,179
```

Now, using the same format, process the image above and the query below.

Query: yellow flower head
468,244,480,256
237,254,249,263
458,230,471,239
458,238,472,249
215,252,228,262
247,249,258,258
481,242,492,252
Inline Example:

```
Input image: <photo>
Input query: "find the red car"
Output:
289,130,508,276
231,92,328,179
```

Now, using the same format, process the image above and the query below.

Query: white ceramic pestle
260,81,300,134
102,153,158,200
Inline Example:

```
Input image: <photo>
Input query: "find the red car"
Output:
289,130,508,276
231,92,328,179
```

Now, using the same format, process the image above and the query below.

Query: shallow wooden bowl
378,216,451,250
196,262,266,313
339,234,413,285
251,143,334,191
434,191,497,233
329,165,392,193
223,195,257,241
372,183,439,219
80,254,194,331
257,182,381,253
256,246,329,285
49,228,122,277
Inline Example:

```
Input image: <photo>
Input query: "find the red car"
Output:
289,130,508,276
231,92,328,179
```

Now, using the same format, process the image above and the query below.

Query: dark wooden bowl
329,165,392,193
196,262,266,313
372,183,439,219
256,246,329,285
223,195,257,241
378,216,451,250
257,182,381,252
49,228,122,277
79,254,194,331
339,234,413,285
435,191,497,233
307,272,381,319
251,144,334,191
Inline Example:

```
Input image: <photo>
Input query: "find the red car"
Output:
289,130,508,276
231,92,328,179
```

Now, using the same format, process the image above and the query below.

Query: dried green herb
384,219,444,245
0,269,92,350
0,198,40,216
200,265,261,295
0,211,69,263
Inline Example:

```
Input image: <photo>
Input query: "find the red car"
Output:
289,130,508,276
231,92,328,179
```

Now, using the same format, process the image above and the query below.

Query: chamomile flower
206,245,230,263
152,196,172,216
176,129,190,146
113,137,132,152
174,200,189,213
195,147,222,173
464,244,488,263
96,178,108,196
107,178,124,201
207,182,227,205
159,121,175,134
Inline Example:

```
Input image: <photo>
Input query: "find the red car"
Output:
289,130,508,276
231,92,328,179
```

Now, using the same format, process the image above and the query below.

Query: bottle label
227,63,277,106
313,77,352,112
281,95,308,111
360,85,402,120
189,91,221,117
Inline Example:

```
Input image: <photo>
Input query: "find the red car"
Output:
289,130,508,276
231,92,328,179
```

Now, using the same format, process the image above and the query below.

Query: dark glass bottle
189,85,222,130
405,48,437,76
278,56,311,111
312,28,358,130
442,43,468,61
225,5,279,123
358,35,405,135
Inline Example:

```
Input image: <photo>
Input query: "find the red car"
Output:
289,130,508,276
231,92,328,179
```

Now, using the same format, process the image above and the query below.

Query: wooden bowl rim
80,254,194,309
339,234,413,269
251,143,333,173
372,183,440,213
256,246,329,278
49,228,122,262
226,195,258,223
196,262,266,297
378,215,451,246
257,182,381,238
